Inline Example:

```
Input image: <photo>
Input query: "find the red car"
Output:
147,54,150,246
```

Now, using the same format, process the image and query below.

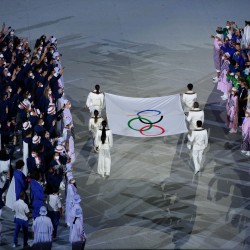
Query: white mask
48,90,52,94
222,56,225,60
7,72,11,77
246,113,249,117
9,88,12,92
28,95,31,99
32,153,36,157
55,156,59,160
40,84,43,87
235,75,239,79
226,25,230,29
41,121,44,125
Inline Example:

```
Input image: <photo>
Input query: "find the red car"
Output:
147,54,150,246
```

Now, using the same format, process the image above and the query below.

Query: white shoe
213,76,218,80
229,129,237,133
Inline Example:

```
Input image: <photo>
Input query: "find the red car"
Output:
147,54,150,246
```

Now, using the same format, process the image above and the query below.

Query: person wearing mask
94,120,113,178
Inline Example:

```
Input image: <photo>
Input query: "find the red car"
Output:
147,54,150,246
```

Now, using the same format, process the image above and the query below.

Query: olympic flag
105,93,188,137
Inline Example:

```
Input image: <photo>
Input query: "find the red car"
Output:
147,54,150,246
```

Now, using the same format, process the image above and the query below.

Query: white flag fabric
105,93,187,137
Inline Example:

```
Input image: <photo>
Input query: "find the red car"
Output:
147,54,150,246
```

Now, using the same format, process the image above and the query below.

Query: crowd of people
0,22,85,249
211,20,250,154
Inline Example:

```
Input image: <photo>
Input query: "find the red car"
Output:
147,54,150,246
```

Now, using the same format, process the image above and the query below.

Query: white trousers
192,149,204,172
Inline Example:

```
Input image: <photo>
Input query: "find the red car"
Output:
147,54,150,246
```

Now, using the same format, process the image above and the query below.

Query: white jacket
182,91,197,112
188,127,208,150
95,129,113,150
86,91,105,113
186,108,204,130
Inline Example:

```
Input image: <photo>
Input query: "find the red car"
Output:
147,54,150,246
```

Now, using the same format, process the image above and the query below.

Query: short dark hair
197,120,202,127
19,191,26,200
187,83,193,90
193,102,199,108
16,160,24,169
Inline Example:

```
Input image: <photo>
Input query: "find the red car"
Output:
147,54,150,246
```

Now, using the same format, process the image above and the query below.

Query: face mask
48,90,52,94
51,50,54,54
53,73,58,77
235,75,239,79
246,113,249,117
222,56,225,60
39,46,43,50
23,63,27,67
7,72,11,77
28,95,31,99
245,68,249,75
226,26,230,29
55,156,59,160
40,84,43,87
3,48,7,52
41,121,44,125
32,153,36,157
25,59,28,63
9,88,12,92
31,75,35,79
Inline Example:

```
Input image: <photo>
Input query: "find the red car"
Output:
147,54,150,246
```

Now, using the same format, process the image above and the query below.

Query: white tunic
89,117,103,139
187,128,208,151
32,216,53,243
86,92,105,113
22,141,29,176
182,91,197,112
186,108,204,130
95,129,113,177
69,217,85,243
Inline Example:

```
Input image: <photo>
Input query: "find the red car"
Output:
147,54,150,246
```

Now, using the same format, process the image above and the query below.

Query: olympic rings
128,117,152,131
140,125,165,136
128,109,166,136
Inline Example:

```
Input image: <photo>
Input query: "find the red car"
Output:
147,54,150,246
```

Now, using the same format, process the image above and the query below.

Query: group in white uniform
182,84,208,175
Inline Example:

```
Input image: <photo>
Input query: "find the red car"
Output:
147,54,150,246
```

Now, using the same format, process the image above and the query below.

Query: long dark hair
101,120,107,144
94,110,99,123
95,84,100,94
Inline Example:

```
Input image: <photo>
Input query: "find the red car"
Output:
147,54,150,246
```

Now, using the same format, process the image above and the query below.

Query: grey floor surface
0,0,250,249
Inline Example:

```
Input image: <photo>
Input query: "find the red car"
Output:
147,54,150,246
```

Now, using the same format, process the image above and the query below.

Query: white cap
53,52,60,59
50,37,57,44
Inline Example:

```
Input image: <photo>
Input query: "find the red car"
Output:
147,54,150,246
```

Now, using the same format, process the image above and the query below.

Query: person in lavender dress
226,87,239,133
241,110,250,156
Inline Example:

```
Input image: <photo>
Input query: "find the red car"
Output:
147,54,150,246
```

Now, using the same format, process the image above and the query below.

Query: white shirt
46,194,62,212
188,127,208,150
186,108,204,130
89,117,103,135
95,129,113,150
86,91,105,112
13,199,29,221
182,91,197,112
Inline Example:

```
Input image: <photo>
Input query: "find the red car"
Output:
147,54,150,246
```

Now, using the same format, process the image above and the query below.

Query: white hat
224,52,230,58
232,87,238,92
32,135,41,144
20,100,30,109
74,194,81,204
47,106,55,114
55,145,64,153
53,52,60,59
230,72,235,76
39,206,47,215
50,37,57,44
23,121,32,130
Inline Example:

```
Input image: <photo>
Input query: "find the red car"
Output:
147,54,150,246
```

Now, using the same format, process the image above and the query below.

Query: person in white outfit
95,120,113,178
186,102,204,130
86,85,105,115
32,206,53,249
89,110,103,149
187,120,208,175
182,83,197,114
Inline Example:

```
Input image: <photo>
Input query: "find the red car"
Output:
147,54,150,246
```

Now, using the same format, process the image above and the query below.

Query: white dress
95,129,113,177
65,183,77,226
89,117,103,139
86,91,105,114
32,216,53,243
